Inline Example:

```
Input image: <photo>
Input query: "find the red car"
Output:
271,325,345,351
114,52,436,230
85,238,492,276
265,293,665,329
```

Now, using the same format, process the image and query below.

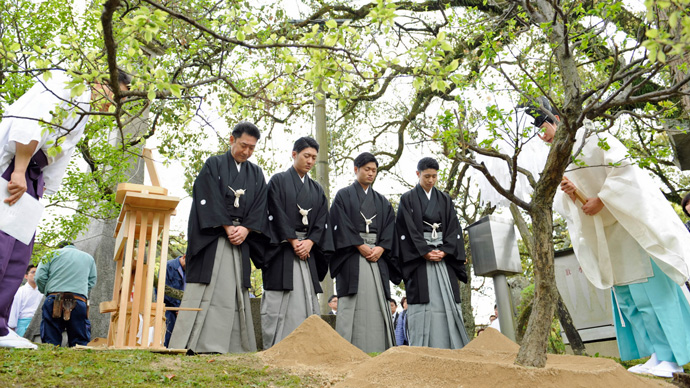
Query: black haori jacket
394,185,467,304
186,151,269,286
261,167,334,292
328,182,401,300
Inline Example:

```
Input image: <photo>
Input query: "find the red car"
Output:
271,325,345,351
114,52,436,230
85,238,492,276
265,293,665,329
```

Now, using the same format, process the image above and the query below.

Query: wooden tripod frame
100,149,182,349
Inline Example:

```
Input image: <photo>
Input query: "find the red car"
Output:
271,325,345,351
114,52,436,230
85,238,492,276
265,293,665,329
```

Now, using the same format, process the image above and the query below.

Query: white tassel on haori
424,221,441,239
298,204,311,225
228,186,245,208
360,211,377,234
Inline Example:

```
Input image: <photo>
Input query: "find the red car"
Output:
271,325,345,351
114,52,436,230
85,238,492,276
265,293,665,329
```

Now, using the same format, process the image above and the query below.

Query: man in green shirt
35,241,97,346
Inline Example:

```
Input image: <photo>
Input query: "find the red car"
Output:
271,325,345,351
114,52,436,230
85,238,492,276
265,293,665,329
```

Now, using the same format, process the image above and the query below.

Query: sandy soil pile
258,315,369,374
260,319,670,388
462,327,520,353
335,328,670,388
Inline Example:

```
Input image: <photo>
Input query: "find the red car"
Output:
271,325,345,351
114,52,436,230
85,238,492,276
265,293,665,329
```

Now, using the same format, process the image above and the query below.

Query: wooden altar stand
99,149,184,350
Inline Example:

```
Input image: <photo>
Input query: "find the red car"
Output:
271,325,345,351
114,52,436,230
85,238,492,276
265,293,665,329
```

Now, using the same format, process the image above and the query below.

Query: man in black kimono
329,152,397,353
394,157,469,349
169,122,268,354
260,137,333,349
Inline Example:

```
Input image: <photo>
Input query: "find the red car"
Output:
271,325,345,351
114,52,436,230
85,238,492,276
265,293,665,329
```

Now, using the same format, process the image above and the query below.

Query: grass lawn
0,346,325,388
1,345,687,387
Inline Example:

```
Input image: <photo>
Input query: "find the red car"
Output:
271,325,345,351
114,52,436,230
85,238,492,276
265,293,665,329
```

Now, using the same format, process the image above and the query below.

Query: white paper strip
0,178,44,245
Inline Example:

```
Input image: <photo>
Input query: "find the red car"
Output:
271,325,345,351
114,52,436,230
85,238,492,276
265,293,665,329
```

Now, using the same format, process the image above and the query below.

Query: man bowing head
169,122,269,354
260,137,333,349
394,157,470,349
329,152,398,353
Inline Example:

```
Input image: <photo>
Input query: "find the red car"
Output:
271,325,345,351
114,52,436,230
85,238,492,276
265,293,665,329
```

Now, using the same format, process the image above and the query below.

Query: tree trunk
514,206,558,367
460,258,475,337
509,204,586,356
555,292,587,356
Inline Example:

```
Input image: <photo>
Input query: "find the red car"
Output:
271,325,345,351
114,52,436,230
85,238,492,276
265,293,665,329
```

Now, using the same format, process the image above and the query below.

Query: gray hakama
261,232,320,349
407,232,470,349
336,233,396,353
169,236,256,353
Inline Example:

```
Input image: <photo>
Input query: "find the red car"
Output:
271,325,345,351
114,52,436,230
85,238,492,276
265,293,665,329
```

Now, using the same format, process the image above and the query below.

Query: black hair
57,241,73,249
401,296,407,305
520,96,559,128
682,192,690,217
104,69,132,88
293,136,319,153
118,69,132,87
389,299,397,306
328,295,338,303
231,122,261,140
353,152,378,168
25,264,36,275
417,157,439,172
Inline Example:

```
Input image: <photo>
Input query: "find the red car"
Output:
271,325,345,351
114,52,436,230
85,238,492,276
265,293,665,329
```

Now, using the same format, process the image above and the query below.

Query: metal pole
493,273,517,341
315,81,334,314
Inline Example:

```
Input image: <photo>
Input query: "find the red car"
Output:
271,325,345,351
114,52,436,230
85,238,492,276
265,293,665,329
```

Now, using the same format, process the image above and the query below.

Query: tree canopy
2,0,689,367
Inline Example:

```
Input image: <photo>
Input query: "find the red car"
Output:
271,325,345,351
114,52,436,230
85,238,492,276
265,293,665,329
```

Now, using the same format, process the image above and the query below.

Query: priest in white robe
0,70,130,349
526,98,690,378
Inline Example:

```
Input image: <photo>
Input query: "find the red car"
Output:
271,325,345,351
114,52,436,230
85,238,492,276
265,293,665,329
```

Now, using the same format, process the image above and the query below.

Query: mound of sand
259,315,369,373
462,327,520,353
335,328,670,388
260,321,670,387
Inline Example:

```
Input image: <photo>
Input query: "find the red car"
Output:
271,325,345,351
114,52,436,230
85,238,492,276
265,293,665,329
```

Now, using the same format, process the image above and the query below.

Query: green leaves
325,19,338,30
69,83,86,98
147,87,157,101
169,84,182,98
596,137,611,151
642,0,690,63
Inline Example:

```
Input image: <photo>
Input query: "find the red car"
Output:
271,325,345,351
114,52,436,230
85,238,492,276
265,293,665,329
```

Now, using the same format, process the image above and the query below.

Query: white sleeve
2,75,70,150
41,144,77,195
597,136,690,284
7,287,24,329
0,72,90,195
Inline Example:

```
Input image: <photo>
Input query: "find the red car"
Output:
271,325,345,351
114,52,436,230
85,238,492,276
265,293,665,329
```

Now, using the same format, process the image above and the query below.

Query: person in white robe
0,69,130,349
8,264,43,336
525,97,690,378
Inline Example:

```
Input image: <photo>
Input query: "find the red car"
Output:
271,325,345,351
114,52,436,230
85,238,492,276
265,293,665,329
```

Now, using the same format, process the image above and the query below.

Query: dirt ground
259,316,673,388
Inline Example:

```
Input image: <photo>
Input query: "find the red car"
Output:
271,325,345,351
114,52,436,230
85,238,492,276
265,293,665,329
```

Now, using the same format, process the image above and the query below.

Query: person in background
36,242,97,347
8,265,43,336
489,304,500,332
163,254,185,348
390,299,400,332
395,296,409,346
681,192,690,232
328,295,338,315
